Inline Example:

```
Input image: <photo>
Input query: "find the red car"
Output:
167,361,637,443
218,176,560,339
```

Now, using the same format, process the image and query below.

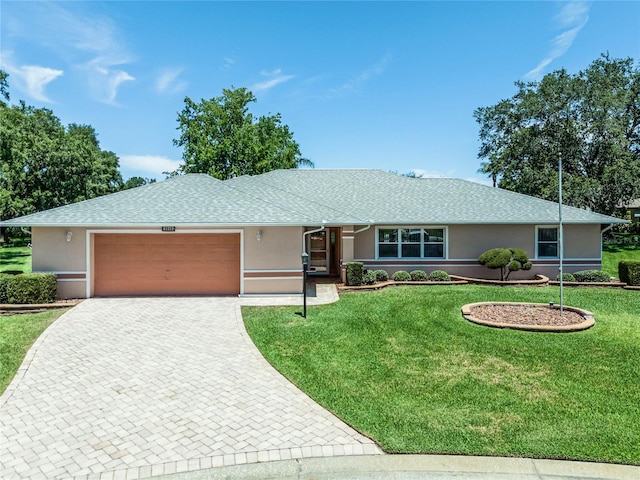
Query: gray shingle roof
1,169,625,227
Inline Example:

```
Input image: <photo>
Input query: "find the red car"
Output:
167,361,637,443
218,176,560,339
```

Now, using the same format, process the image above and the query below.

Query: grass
602,242,640,279
0,246,32,274
243,285,640,464
0,309,67,394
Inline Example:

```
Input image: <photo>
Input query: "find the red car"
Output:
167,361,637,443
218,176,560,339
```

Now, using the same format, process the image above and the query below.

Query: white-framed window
376,227,446,259
536,226,558,258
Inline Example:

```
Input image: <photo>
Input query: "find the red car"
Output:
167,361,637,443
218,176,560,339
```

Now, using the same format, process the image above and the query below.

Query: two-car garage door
94,233,240,296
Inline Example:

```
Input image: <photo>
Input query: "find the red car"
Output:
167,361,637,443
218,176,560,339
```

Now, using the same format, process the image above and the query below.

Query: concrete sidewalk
159,455,640,480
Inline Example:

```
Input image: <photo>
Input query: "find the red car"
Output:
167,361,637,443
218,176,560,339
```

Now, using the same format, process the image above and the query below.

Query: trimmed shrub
410,270,428,281
618,260,640,285
478,247,532,281
391,270,411,282
0,273,11,303
573,270,611,283
362,270,377,285
5,273,57,304
429,270,450,281
374,270,389,282
346,262,364,286
556,273,576,282
628,264,640,286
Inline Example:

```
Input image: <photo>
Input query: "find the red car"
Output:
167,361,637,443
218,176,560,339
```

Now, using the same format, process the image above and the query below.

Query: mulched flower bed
471,303,585,326
461,302,595,332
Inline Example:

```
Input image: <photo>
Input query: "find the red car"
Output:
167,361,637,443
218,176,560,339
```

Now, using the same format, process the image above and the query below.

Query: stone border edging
461,301,595,332
549,281,628,289
0,300,81,315
451,274,550,286
337,279,468,292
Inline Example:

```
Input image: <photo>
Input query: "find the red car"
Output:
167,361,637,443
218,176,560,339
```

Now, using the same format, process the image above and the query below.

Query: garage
93,233,241,296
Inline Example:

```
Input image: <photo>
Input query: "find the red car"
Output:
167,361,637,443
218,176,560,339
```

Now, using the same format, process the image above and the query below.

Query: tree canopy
172,87,312,179
1,72,124,222
474,54,640,215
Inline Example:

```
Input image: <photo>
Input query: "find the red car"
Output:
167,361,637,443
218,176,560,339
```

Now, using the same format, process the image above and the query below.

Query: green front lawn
244,285,640,464
0,309,67,394
602,242,640,279
0,246,32,274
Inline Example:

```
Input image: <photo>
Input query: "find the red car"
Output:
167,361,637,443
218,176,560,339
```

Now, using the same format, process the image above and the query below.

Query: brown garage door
94,233,240,296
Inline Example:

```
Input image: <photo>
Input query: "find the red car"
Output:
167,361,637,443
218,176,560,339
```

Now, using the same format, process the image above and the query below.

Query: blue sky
1,1,639,183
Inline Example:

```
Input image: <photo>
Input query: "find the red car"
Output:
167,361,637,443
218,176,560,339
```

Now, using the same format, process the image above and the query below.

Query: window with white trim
537,227,558,258
377,227,445,258
378,229,399,258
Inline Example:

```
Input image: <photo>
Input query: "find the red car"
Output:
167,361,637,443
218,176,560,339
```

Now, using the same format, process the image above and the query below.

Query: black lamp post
301,252,309,318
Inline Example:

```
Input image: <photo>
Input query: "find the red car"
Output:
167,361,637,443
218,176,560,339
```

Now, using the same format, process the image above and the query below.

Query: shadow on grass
603,243,639,254
0,251,30,266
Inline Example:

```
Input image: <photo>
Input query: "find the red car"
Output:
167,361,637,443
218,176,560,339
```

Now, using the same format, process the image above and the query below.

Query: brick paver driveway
0,298,380,479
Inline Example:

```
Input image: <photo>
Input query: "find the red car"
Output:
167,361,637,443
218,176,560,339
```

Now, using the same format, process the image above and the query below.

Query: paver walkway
0,294,381,480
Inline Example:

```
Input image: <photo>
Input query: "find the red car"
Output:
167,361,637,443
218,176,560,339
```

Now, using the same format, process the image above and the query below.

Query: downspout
302,222,326,253
600,224,615,273
354,223,373,235
600,224,614,235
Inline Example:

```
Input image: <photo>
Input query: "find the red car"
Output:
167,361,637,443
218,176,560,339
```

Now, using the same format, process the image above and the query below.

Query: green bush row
555,270,613,283
556,273,576,282
345,264,452,285
619,261,640,286
572,270,611,283
0,273,57,304
392,270,451,282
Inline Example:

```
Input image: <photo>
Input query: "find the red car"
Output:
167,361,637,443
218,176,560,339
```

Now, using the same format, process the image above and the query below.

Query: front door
308,230,329,274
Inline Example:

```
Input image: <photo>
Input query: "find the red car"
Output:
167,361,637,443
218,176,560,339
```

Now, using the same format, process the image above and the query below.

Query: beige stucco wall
56,281,87,300
352,223,603,279
353,224,602,261
244,226,304,270
449,224,533,259
32,227,88,300
243,278,302,295
32,227,87,272
354,227,375,259
563,224,602,258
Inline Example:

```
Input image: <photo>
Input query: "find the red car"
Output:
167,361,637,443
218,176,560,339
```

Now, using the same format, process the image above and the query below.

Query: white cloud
223,56,237,69
20,65,64,102
524,1,590,80
83,58,134,105
0,52,63,102
119,155,182,177
329,52,392,97
251,68,294,92
4,2,135,104
106,70,135,104
155,68,188,95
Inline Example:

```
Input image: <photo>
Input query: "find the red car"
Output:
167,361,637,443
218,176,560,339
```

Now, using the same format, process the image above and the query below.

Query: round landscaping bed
461,302,595,332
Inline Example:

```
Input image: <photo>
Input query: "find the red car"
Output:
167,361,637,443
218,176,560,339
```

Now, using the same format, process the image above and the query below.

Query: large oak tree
1,72,123,222
474,55,640,215
172,87,312,179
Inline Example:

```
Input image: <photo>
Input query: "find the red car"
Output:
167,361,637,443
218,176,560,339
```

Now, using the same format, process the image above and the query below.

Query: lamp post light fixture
301,252,309,318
